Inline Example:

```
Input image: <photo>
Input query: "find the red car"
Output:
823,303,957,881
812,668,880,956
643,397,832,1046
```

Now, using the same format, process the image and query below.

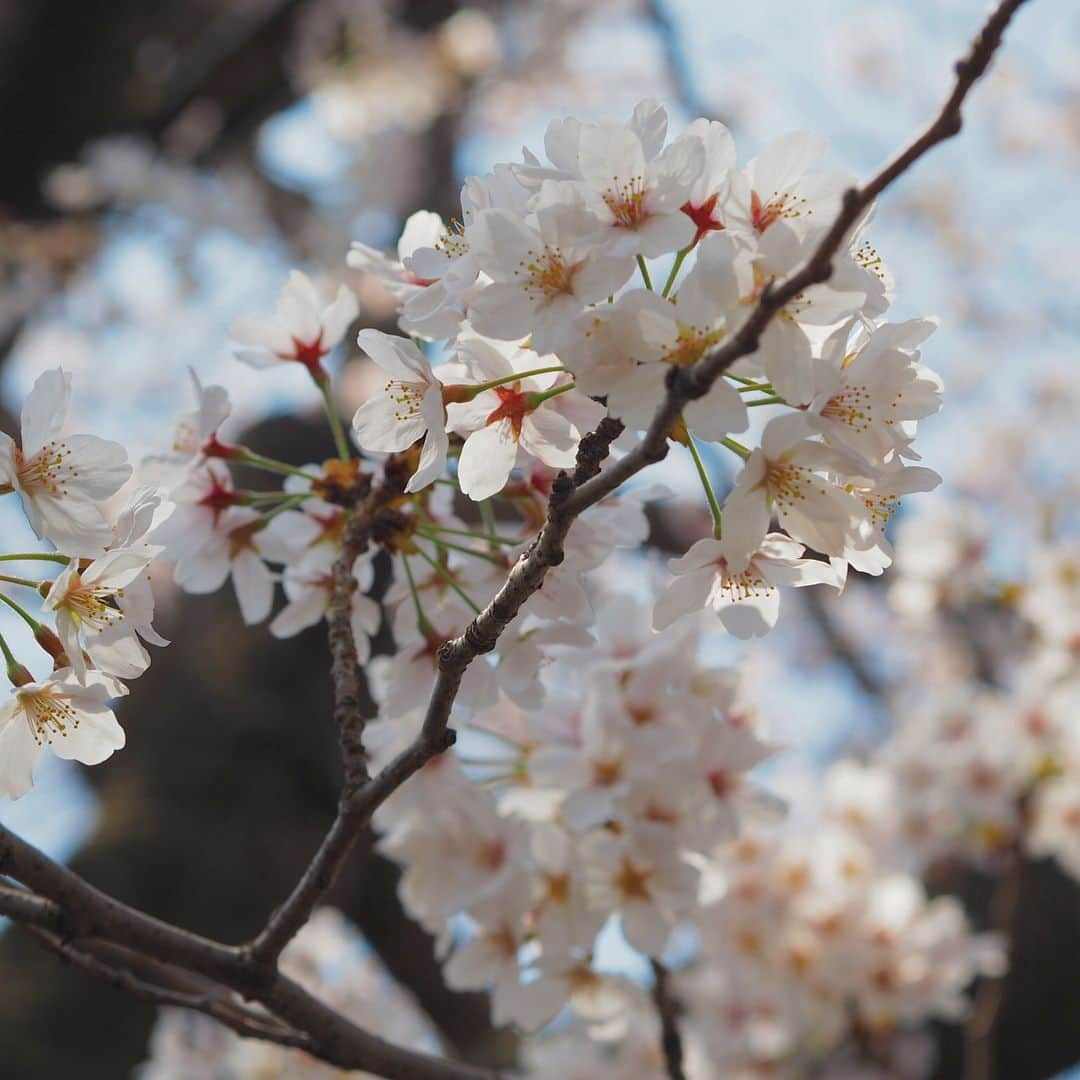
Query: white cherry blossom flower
654,533,844,638
230,270,358,379
680,117,737,247
270,546,380,661
352,329,449,492
581,824,698,956
43,547,162,682
725,130,852,245
0,367,131,556
0,669,126,800
720,413,873,569
445,336,605,501
170,505,283,625
806,318,942,464
468,187,635,354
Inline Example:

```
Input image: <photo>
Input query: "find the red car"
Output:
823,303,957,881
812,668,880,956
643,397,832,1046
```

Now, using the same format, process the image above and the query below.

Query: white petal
457,422,518,501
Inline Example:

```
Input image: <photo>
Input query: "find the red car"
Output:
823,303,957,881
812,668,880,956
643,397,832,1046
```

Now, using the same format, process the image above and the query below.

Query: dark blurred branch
651,959,687,1080
641,0,714,120
964,842,1024,1080
801,585,890,701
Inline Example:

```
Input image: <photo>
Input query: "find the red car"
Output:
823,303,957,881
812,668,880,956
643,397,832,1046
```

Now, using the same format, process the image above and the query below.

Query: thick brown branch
26,927,314,1053
251,460,410,966
0,824,499,1080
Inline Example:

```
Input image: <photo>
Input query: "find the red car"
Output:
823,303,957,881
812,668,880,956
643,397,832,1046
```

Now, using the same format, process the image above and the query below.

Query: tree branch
0,824,500,1080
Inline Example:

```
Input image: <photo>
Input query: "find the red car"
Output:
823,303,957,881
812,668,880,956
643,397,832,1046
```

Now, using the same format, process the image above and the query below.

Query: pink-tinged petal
469,208,536,280
457,421,518,501
88,632,151,681
578,119,647,190
718,477,771,573
760,412,818,459
0,432,16,486
668,537,726,574
455,334,515,382
543,115,583,175
277,270,322,343
50,701,125,766
748,130,827,194
270,589,326,639
760,553,844,590
571,254,636,304
398,209,446,259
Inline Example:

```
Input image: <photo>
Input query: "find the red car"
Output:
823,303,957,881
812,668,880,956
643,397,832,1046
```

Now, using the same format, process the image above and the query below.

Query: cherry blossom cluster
346,99,944,638
4,96,991,1079
0,368,168,799
867,508,1080,882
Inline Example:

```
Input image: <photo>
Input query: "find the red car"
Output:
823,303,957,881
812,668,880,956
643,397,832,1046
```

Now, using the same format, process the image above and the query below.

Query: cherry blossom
445,335,605,501
0,367,131,556
654,533,844,639
230,269,358,379
0,669,126,800
351,329,449,492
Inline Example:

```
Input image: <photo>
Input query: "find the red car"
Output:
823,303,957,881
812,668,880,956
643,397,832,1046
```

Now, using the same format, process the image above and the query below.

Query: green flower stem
0,553,69,565
420,523,522,547
746,396,787,407
260,493,310,523
734,381,775,394
719,436,752,461
236,450,319,481
412,545,483,616
318,379,352,461
636,255,654,291
524,381,577,409
413,531,506,566
400,555,433,636
661,246,691,297
685,431,724,538
0,590,42,632
0,628,16,666
479,500,500,554
453,367,568,400
0,574,44,589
